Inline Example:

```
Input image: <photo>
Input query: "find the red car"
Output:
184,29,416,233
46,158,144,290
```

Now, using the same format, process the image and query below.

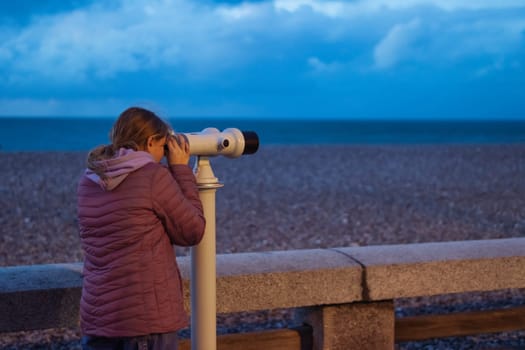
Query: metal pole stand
191,156,223,350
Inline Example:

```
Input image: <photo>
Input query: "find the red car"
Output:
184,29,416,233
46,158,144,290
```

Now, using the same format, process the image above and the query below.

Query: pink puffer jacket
77,152,205,337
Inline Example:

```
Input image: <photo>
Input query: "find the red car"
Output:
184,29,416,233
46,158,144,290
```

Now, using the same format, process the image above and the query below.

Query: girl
77,107,205,349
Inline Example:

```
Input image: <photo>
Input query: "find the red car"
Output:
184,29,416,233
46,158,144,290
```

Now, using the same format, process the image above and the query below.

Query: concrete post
296,301,395,350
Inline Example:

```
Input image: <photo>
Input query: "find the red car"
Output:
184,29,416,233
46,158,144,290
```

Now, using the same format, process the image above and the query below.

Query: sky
0,0,524,119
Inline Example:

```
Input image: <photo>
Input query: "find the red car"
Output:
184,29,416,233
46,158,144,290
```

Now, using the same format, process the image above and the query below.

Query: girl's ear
144,135,154,152
147,135,154,147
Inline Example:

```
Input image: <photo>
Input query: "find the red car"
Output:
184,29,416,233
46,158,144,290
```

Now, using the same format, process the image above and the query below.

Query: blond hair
87,107,171,178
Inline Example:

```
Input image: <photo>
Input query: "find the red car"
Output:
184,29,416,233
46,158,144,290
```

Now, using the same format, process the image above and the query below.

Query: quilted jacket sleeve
151,164,205,246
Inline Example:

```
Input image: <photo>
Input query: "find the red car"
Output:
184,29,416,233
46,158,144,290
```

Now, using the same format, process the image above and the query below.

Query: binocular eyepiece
170,128,259,158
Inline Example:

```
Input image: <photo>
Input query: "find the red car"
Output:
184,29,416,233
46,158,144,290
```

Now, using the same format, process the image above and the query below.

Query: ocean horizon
1,117,525,152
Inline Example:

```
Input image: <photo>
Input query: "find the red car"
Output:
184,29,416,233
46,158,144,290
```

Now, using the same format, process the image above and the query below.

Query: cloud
0,0,524,86
307,56,343,74
373,18,421,69
2,1,274,83
274,0,345,17
0,95,264,118
0,97,127,116
274,0,525,17
373,15,525,70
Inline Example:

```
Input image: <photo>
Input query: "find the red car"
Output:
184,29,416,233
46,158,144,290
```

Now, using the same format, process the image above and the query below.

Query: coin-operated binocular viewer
182,127,259,158
175,128,259,350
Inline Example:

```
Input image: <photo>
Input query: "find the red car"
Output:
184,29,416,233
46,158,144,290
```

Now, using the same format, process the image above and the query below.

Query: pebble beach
1,144,525,349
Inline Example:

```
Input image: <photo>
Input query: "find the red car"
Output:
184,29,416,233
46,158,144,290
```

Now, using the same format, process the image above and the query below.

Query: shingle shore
1,145,524,349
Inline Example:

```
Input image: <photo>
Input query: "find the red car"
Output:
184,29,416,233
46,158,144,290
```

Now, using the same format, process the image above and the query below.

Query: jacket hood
85,148,155,191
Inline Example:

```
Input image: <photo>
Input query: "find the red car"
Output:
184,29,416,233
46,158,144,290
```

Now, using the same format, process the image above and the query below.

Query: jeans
81,332,179,350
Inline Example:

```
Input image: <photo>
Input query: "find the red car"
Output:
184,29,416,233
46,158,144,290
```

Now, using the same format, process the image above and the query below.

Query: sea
1,117,524,152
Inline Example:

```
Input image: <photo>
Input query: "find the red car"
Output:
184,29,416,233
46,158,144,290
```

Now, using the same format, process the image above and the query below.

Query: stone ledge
208,249,362,313
338,238,525,300
0,263,83,293
0,249,362,332
1,238,525,333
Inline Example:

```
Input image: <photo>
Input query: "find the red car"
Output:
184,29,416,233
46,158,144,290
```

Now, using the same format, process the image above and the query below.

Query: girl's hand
165,133,190,165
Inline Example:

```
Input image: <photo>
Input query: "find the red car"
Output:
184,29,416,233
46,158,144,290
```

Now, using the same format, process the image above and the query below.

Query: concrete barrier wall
0,263,83,332
335,238,525,300
1,238,525,343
